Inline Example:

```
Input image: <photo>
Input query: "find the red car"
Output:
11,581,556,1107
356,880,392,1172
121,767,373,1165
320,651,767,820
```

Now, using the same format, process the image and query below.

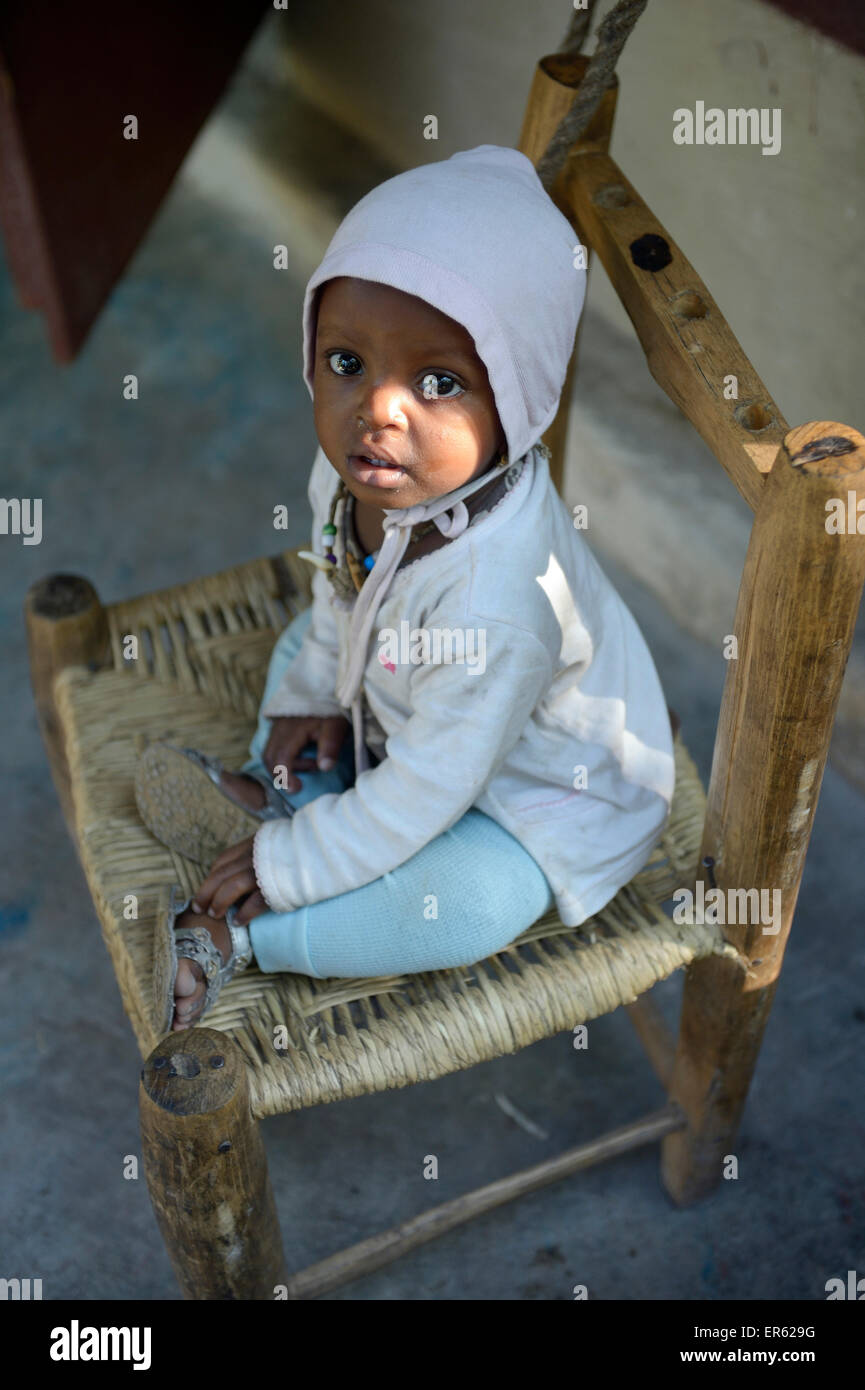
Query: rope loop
537,0,649,192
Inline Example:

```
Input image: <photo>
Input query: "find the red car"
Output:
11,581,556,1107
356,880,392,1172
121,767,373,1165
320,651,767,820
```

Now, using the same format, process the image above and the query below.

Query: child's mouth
347,454,408,488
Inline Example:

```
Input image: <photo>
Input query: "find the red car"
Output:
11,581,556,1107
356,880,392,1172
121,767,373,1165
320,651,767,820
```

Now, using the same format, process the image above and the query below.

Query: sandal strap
242,768,296,821
179,746,293,822
179,746,226,788
225,905,254,971
167,887,251,1020
172,927,232,1016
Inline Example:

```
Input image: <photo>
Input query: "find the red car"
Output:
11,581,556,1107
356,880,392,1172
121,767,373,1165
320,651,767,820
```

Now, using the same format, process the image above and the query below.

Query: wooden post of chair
24,573,111,842
661,422,865,1206
139,1026,288,1300
518,53,618,497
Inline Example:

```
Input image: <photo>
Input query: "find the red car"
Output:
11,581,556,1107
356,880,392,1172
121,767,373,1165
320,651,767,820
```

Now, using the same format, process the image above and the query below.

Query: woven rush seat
53,546,728,1119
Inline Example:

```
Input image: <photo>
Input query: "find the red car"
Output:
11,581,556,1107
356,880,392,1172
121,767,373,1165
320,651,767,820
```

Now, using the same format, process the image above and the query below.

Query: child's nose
358,384,409,429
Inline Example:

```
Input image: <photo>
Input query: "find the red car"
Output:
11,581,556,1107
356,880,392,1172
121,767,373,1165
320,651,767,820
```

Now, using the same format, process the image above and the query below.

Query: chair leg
24,573,111,842
663,425,865,1206
139,1026,287,1300
660,952,777,1207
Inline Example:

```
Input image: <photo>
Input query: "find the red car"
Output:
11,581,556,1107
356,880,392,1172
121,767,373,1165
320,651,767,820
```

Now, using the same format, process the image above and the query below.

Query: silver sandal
153,884,253,1034
135,740,294,865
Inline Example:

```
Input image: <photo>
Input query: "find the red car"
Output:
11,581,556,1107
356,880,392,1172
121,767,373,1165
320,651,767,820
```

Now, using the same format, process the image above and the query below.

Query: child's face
313,277,506,508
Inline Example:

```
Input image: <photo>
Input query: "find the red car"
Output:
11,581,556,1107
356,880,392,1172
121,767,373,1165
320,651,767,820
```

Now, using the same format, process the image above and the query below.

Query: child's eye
325,351,361,376
420,372,464,400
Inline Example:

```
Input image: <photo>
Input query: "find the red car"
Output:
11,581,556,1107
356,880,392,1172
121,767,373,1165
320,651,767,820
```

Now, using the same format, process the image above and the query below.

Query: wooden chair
25,54,865,1299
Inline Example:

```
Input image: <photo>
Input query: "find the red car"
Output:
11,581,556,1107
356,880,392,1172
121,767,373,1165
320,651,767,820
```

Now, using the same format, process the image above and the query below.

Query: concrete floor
1,34,864,1302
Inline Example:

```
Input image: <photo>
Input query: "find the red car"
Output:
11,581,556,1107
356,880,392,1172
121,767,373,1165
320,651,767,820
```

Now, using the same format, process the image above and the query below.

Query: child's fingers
193,838,256,913
316,716,351,771
267,756,303,793
233,890,270,927
262,717,314,755
203,865,258,920
263,726,318,790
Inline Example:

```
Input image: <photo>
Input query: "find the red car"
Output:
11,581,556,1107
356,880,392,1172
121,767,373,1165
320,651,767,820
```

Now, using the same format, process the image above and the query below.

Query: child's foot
172,909,232,1031
135,744,299,868
218,770,267,812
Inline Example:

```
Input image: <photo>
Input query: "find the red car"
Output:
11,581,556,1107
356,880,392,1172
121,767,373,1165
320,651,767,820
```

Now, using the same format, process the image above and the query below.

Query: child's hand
192,836,269,926
262,714,351,792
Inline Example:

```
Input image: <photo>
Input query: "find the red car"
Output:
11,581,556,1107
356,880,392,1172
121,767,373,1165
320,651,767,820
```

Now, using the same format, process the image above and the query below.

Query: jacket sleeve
251,617,553,912
260,449,345,720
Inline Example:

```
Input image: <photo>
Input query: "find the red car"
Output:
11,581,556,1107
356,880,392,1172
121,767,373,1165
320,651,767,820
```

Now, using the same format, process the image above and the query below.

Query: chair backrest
519,54,865,981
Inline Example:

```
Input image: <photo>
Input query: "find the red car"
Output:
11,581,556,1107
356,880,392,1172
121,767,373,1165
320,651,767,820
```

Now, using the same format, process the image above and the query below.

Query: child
136,145,676,1033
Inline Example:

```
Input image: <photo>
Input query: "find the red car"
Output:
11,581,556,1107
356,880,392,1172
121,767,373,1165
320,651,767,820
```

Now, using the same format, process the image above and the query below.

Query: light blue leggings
239,607,555,978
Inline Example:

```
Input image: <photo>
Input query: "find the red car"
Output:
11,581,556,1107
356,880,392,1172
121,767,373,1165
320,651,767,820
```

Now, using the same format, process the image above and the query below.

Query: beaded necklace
308,454,510,599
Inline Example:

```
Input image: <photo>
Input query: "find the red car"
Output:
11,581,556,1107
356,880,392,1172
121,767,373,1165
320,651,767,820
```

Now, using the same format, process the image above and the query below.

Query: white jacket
253,447,676,927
